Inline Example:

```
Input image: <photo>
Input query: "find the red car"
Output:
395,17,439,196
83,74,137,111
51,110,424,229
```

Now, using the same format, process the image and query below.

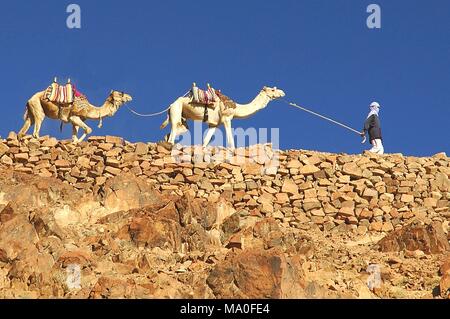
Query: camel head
108,90,133,114
262,86,285,100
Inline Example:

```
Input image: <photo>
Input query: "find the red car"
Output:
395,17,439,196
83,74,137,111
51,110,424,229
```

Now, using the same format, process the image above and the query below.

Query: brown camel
18,90,132,143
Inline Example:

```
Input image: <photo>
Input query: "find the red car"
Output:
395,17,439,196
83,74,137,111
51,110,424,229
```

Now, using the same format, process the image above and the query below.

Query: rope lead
284,100,361,135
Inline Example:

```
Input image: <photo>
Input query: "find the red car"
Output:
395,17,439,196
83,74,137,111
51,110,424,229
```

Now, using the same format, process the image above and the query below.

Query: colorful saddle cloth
190,86,219,105
43,82,74,104
43,81,88,104
72,84,86,99
215,90,236,109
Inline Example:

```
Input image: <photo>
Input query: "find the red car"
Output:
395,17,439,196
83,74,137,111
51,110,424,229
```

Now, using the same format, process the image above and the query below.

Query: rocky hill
0,132,449,299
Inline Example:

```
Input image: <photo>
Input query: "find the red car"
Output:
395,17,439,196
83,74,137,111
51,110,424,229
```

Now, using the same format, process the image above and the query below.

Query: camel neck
233,92,271,119
85,98,115,118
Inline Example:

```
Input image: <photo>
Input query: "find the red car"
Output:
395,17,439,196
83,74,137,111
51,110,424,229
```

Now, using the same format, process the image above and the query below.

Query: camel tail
160,114,169,130
23,105,29,121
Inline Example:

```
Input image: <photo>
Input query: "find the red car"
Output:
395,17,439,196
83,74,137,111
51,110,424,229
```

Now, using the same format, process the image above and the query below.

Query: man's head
370,101,381,109
368,101,381,117
370,102,380,115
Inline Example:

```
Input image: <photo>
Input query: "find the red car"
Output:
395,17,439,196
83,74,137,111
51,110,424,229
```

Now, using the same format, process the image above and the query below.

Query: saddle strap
203,105,208,122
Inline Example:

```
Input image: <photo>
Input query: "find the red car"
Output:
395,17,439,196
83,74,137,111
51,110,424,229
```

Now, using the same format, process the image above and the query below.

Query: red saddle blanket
72,84,86,99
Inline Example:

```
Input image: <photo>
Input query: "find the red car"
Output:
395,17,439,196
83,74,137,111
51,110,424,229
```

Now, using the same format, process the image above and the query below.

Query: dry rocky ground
0,133,448,299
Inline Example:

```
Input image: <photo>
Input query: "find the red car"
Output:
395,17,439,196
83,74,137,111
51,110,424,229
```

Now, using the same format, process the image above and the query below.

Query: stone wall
0,133,448,234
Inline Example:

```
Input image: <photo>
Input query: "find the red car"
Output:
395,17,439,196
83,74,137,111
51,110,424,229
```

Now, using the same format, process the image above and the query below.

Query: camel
160,86,285,149
18,90,132,143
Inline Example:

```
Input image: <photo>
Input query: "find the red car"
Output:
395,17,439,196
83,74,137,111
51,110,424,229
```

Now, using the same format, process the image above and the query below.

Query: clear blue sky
1,0,449,156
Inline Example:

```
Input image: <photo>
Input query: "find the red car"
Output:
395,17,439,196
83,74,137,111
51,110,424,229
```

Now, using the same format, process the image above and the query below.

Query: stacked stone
0,133,448,233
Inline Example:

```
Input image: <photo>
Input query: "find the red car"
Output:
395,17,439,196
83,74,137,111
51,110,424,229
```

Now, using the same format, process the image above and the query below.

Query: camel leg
18,117,32,138
26,97,45,139
203,126,217,147
168,126,178,145
223,120,235,149
72,125,80,143
69,116,92,143
33,116,45,139
167,101,183,145
18,108,34,139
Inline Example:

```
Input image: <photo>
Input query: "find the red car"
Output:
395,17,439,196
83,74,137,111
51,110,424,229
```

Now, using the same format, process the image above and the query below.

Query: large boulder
440,255,450,298
206,248,306,298
377,221,450,254
103,173,162,212
0,211,55,290
0,213,39,261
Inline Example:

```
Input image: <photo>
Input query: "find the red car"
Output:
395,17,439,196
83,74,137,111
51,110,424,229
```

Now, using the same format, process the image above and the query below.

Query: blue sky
0,0,449,156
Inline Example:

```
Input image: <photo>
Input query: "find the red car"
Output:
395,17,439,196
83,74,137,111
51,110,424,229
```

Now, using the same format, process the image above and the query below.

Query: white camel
160,86,285,149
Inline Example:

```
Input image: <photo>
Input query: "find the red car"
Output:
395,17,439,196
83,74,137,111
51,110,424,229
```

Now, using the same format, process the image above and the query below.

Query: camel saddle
190,86,218,106
189,85,237,122
43,82,74,104
43,80,87,122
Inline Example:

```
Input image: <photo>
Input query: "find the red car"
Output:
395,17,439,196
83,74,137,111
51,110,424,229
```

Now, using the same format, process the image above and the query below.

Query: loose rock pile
1,133,448,235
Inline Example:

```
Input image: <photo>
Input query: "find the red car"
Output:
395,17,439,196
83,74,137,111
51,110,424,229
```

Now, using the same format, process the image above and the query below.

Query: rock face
103,173,162,212
377,222,450,254
440,255,450,298
207,248,306,299
0,135,448,299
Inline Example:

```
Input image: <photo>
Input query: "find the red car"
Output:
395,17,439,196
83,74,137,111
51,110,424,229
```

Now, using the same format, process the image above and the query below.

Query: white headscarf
367,102,380,119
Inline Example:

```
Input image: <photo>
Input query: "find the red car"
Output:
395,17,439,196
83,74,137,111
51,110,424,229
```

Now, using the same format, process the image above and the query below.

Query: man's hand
360,131,366,138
